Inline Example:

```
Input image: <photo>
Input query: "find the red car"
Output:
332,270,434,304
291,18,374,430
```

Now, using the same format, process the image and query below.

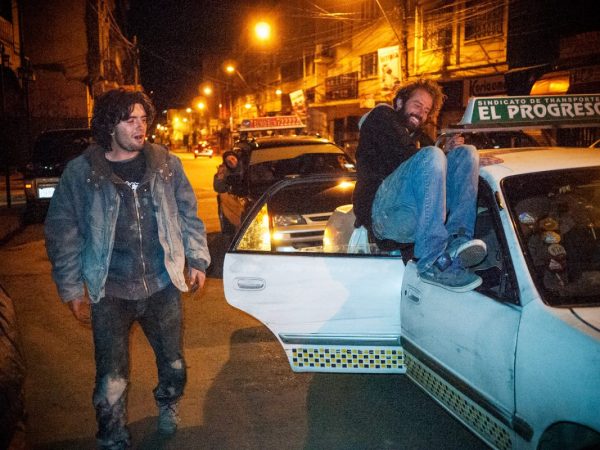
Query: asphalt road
0,154,488,449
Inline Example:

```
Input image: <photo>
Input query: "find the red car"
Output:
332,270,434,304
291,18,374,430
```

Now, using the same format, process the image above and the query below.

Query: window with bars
464,1,504,41
361,0,379,20
360,52,378,78
423,2,453,50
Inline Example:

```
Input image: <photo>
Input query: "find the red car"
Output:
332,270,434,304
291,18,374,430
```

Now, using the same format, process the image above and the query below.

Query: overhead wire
135,0,562,95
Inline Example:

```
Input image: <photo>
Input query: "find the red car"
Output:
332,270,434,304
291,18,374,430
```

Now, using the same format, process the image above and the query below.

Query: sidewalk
0,204,25,244
0,172,26,244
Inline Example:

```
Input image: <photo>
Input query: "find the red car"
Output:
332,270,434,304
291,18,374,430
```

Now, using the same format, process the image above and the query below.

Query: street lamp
254,21,272,42
224,63,250,91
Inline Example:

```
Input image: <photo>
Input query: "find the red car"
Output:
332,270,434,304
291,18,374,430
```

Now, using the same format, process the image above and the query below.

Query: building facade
21,0,140,140
227,0,599,150
0,0,28,165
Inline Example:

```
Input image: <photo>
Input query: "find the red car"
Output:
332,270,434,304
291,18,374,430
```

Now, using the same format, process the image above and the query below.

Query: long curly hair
91,88,156,149
392,79,446,125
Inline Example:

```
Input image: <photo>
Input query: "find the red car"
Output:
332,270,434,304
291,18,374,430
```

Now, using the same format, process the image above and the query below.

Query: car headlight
272,214,306,227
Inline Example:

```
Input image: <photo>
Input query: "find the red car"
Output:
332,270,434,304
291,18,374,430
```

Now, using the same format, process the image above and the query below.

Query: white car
223,94,600,450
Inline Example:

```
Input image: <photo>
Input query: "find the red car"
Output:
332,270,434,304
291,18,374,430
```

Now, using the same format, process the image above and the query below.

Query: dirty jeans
371,145,479,273
91,284,186,449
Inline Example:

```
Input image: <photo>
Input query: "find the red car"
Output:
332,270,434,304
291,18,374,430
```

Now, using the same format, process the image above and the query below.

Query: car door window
234,176,403,257
472,180,519,303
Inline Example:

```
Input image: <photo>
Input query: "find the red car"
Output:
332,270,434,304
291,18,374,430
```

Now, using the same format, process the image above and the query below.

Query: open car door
223,175,407,373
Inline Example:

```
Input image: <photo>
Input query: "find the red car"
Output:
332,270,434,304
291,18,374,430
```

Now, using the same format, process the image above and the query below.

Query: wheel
218,203,236,235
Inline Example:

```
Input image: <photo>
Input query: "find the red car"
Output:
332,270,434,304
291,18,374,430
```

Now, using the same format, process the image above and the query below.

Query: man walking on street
45,88,210,449
353,79,485,292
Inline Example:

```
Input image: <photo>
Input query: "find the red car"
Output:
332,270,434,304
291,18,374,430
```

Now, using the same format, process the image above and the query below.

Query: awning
530,66,600,95
530,71,570,95
308,99,362,119
310,99,360,109
504,64,552,95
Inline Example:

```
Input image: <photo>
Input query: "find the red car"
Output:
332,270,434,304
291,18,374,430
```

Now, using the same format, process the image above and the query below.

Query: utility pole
1,43,11,208
375,0,403,82
400,0,409,81
133,35,139,90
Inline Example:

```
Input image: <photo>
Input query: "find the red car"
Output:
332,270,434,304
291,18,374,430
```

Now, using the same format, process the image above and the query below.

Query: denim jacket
45,143,211,303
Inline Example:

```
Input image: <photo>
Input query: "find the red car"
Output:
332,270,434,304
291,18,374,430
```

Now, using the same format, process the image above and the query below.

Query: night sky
128,0,241,112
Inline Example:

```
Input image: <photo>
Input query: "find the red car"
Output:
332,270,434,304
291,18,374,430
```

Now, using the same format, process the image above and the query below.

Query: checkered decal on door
287,345,405,373
405,352,512,450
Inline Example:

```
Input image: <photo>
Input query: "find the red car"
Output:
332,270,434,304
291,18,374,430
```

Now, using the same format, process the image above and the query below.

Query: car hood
571,307,600,331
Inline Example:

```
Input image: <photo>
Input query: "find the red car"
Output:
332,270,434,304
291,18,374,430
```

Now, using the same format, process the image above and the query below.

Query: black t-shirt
108,152,146,186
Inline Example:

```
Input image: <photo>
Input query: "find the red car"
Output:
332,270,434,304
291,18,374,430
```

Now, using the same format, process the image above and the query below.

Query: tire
218,203,236,235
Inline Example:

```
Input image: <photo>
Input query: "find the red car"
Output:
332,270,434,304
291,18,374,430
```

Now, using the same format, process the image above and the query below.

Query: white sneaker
447,236,487,268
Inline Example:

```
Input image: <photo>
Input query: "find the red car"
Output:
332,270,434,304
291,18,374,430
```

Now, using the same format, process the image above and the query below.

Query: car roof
249,143,345,165
479,146,600,185
250,135,335,148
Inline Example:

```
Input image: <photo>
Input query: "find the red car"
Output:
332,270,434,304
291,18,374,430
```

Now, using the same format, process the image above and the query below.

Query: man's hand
68,297,91,324
188,268,206,293
444,134,465,153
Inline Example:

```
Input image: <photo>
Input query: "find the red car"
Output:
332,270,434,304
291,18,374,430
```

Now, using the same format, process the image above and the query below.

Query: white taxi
223,94,600,450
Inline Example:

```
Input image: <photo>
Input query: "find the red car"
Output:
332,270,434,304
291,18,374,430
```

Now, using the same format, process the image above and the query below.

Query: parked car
23,128,93,222
193,142,214,158
223,94,600,450
215,134,355,245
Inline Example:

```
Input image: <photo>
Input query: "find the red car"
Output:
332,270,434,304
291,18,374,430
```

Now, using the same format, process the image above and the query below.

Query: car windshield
32,130,92,164
504,167,600,307
249,148,355,185
466,131,541,149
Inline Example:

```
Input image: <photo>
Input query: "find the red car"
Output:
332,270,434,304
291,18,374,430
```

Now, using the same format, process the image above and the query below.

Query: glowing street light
224,62,250,90
254,21,272,42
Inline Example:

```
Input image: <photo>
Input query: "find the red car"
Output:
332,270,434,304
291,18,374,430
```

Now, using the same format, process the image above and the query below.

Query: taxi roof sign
457,93,600,130
239,115,305,132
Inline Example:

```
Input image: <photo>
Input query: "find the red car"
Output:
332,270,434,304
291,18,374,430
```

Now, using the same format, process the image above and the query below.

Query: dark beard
399,110,423,133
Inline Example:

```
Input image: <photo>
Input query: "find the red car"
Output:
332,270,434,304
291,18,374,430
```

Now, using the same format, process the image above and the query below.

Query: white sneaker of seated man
447,235,487,268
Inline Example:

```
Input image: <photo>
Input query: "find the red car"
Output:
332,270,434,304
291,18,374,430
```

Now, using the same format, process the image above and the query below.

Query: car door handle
235,277,266,290
404,286,421,303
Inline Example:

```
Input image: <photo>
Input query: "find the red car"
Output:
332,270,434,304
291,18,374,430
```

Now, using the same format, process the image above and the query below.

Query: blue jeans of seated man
91,284,186,449
371,145,479,273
